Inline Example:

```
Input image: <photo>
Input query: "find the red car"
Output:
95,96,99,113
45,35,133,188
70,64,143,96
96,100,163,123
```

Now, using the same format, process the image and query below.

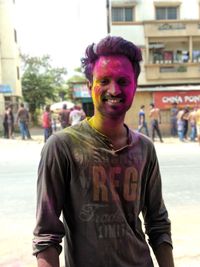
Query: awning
0,85,13,93
50,101,74,111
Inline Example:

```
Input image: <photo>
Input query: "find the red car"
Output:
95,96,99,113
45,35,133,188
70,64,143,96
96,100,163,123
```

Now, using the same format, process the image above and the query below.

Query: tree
21,54,68,122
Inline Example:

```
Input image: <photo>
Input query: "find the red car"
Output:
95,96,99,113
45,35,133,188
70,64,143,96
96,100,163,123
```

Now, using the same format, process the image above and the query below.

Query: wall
125,90,174,136
125,91,152,130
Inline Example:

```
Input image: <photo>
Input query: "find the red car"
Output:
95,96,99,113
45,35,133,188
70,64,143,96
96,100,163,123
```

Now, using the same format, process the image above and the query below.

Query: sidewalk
5,126,198,145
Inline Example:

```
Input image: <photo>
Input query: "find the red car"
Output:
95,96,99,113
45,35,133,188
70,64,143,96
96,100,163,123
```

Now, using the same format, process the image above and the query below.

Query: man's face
90,55,137,118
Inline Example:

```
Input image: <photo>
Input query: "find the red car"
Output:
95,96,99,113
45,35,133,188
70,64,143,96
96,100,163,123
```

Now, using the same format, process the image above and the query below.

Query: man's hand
37,246,60,267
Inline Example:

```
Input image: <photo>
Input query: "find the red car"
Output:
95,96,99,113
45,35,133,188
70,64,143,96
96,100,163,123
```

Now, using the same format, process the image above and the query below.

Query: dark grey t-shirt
33,119,172,267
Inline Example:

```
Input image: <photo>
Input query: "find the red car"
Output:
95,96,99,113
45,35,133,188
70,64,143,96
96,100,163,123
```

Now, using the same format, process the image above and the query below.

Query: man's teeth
108,99,121,103
104,97,122,103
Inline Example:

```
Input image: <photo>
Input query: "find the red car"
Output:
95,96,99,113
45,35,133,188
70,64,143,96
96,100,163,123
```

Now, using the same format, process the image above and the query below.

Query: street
153,141,200,266
0,134,200,266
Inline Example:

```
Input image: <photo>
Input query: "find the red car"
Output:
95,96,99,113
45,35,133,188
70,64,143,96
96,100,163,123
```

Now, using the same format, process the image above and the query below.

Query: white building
110,0,200,133
0,0,22,121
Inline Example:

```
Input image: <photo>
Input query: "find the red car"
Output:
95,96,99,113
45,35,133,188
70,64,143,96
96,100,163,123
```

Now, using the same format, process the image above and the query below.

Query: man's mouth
102,96,123,103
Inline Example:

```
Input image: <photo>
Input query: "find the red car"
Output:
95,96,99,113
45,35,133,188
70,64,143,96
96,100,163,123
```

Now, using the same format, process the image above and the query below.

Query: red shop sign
153,90,200,109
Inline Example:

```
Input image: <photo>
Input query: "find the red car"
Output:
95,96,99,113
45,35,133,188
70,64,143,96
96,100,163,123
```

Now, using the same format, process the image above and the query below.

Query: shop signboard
153,90,200,109
73,84,90,98
0,85,12,93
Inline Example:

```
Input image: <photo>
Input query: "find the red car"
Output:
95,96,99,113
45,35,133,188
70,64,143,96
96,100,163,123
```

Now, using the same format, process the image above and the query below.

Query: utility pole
106,0,111,34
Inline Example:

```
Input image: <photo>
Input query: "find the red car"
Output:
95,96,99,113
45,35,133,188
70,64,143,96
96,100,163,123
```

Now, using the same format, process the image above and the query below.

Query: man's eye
100,78,109,85
117,78,130,86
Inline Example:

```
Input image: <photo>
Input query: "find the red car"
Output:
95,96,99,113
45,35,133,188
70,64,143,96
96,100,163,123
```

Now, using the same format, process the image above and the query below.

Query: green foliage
21,54,68,121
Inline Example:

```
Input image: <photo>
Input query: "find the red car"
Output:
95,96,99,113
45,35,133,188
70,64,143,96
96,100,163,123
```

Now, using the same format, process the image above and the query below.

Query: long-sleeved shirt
33,118,172,267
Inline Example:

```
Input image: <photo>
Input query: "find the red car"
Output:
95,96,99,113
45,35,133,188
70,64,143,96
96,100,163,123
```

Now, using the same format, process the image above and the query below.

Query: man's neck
89,115,128,149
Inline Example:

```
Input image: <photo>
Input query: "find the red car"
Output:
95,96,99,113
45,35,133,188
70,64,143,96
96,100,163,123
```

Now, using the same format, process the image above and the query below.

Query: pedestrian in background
188,107,197,141
16,103,31,140
33,36,174,267
170,102,178,136
137,104,149,136
51,112,57,133
42,105,52,142
182,106,190,140
7,105,15,138
3,107,9,138
195,106,200,145
3,105,14,139
58,103,70,129
176,108,185,142
149,103,163,142
69,104,86,126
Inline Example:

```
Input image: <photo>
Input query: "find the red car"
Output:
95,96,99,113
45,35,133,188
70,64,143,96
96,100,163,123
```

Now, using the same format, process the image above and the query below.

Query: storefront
72,82,200,136
153,88,200,109
72,83,94,116
130,86,200,136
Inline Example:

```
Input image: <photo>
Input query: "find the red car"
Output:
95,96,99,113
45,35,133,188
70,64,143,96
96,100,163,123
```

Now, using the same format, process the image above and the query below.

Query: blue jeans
190,125,197,141
44,127,52,142
19,121,30,139
151,119,163,142
178,130,184,141
170,118,177,136
138,122,149,136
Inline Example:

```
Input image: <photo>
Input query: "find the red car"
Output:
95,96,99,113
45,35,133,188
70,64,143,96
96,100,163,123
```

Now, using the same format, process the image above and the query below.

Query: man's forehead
93,55,134,74
96,55,130,64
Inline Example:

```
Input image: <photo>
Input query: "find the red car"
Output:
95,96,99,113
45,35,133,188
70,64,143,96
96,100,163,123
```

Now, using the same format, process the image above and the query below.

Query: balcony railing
145,62,200,81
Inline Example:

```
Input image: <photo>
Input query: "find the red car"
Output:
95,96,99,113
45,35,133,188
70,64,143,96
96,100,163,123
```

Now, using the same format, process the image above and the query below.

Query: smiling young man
33,36,174,267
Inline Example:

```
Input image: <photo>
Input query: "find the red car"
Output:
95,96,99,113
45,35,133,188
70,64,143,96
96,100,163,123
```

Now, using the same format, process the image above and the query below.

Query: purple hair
81,36,142,82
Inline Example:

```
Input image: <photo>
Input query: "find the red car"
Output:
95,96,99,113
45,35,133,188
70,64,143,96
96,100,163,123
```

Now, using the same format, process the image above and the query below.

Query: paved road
153,141,200,266
0,134,200,266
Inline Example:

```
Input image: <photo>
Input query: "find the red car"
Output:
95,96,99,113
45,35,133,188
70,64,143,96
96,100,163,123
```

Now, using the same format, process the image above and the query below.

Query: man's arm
37,247,60,267
143,144,174,266
154,243,174,267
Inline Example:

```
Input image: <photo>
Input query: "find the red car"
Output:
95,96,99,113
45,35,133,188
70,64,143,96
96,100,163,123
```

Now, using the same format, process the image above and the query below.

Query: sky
15,0,108,74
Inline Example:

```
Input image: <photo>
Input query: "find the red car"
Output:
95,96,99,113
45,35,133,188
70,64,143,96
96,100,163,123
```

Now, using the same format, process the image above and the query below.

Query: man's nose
108,81,121,95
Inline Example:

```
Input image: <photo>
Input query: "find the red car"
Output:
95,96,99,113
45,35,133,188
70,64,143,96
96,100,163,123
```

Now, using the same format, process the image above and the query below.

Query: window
156,7,178,20
112,7,134,22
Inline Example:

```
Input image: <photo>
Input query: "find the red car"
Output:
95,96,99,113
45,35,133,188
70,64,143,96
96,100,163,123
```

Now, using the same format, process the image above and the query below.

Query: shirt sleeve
142,145,173,250
33,134,69,256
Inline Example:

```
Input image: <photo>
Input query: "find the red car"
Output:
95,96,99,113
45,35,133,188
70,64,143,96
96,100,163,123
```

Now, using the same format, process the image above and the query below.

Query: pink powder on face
91,55,137,118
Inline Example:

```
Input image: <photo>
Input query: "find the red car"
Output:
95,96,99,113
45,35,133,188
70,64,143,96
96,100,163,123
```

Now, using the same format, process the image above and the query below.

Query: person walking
182,106,190,140
137,104,149,136
7,105,15,138
176,108,185,142
3,107,9,138
69,105,86,126
3,106,14,139
170,102,178,136
188,107,197,141
149,103,164,142
16,103,31,140
195,106,200,145
42,105,52,142
33,36,174,267
58,103,70,129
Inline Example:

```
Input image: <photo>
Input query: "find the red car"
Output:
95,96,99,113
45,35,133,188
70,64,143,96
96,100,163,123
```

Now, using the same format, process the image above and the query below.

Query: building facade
110,0,200,134
0,0,22,126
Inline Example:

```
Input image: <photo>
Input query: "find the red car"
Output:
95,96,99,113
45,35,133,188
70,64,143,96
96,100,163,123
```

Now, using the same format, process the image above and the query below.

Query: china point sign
154,91,200,109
